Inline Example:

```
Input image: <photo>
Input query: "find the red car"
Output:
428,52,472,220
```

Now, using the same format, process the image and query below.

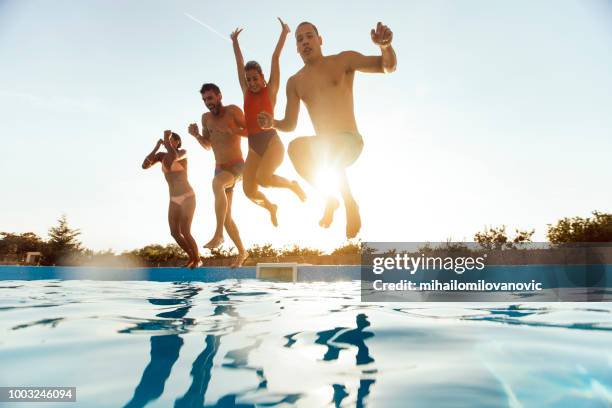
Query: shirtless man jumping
188,83,248,267
258,22,396,239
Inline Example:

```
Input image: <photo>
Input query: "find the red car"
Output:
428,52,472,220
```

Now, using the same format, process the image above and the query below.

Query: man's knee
288,137,315,168
289,137,311,160
287,138,301,162
212,178,228,193
256,171,273,187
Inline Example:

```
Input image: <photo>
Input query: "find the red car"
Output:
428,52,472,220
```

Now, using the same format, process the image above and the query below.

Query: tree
547,211,612,243
45,215,83,265
474,225,534,250
0,232,45,257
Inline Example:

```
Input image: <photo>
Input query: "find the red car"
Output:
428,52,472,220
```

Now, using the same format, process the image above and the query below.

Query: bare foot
231,251,248,268
290,180,307,202
204,235,224,249
268,204,278,227
319,197,339,228
185,256,202,269
345,200,361,239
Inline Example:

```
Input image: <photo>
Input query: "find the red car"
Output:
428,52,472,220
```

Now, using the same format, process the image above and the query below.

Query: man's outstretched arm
257,76,300,132
188,118,212,150
341,22,396,74
229,105,249,137
372,22,396,73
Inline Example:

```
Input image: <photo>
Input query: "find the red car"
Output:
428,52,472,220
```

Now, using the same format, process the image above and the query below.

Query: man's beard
208,104,220,115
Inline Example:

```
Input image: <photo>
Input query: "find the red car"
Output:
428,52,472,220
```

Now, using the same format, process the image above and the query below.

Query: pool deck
0,264,611,286
0,265,362,282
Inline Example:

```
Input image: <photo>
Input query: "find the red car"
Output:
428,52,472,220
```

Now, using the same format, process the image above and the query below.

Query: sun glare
314,167,341,197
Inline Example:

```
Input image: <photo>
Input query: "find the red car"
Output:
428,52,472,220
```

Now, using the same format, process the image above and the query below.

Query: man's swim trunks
332,132,363,167
214,158,245,192
316,132,364,168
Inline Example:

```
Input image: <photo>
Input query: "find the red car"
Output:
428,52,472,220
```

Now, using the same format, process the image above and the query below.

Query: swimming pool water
1,279,611,407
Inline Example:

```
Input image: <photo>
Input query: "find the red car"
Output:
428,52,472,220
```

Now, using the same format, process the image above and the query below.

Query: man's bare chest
297,68,351,103
205,118,237,139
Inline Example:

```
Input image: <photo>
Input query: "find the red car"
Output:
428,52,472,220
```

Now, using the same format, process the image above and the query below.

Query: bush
206,246,236,259
547,211,612,243
0,232,45,262
418,241,473,255
247,244,279,259
330,241,376,256
124,244,188,266
474,225,534,250
279,245,323,257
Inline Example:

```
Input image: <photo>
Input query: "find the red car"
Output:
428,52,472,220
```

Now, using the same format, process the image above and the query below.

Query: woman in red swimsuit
231,18,306,227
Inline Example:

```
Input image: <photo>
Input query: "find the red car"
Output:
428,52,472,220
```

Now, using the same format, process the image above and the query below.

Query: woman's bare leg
168,201,194,262
256,136,306,201
179,195,200,267
243,149,278,226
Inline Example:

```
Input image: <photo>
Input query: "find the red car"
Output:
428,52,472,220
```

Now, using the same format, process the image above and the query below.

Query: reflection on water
0,280,611,407
12,317,64,330
123,285,199,407
316,313,375,367
174,335,219,407
124,334,184,408
123,283,304,407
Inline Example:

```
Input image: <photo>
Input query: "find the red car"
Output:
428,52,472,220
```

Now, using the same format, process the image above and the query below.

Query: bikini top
161,156,187,174
162,158,191,196
244,86,273,136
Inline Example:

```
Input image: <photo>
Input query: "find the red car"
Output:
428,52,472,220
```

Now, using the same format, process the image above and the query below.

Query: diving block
256,262,298,282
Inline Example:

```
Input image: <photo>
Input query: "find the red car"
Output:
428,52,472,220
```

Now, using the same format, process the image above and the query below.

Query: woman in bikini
142,130,200,268
231,18,306,227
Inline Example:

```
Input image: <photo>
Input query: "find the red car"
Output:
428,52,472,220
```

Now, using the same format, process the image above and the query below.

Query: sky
0,0,611,253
